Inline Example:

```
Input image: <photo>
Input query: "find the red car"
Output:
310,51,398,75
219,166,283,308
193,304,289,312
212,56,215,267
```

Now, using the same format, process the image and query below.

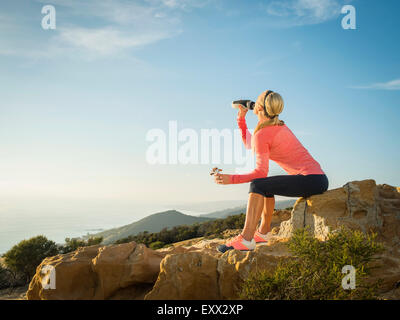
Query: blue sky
0,0,399,207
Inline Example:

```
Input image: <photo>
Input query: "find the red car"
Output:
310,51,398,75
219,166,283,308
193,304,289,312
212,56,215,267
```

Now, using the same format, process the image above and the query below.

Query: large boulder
144,240,289,300
278,179,400,242
27,242,166,300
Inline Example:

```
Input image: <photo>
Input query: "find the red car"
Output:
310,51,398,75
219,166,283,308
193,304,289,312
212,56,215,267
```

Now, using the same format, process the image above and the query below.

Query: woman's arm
236,105,252,150
237,116,252,150
229,134,270,184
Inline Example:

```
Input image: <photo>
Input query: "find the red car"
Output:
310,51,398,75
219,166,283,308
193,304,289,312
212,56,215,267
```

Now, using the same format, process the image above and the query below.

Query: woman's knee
314,175,329,194
249,179,265,196
305,175,329,197
323,175,329,192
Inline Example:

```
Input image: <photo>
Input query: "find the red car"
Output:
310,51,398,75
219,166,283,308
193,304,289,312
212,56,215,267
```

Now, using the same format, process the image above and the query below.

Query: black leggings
249,174,329,198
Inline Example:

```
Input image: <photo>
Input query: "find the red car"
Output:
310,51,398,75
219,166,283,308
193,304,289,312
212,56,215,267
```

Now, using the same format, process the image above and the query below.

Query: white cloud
0,0,205,59
351,79,400,91
265,0,348,26
57,26,180,55
160,0,183,8
151,0,211,10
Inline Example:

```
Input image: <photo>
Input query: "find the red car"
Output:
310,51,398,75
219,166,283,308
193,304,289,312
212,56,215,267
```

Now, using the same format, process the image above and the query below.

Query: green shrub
0,264,13,289
61,236,103,254
240,228,384,300
0,262,27,289
115,213,246,246
3,235,59,282
149,241,165,250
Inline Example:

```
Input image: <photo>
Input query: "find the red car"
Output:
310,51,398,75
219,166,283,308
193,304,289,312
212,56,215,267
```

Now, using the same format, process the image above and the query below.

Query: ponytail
251,90,285,153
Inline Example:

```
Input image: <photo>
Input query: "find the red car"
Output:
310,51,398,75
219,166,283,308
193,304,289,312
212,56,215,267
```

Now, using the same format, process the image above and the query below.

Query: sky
0,0,399,210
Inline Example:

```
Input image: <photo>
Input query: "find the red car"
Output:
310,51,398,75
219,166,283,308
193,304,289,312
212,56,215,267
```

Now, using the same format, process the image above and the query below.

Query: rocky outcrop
27,242,166,300
276,179,400,295
278,179,400,243
145,240,288,300
26,179,400,300
26,236,288,300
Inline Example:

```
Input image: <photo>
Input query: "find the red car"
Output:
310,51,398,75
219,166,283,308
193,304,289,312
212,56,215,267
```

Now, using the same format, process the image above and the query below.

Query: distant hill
200,199,296,219
86,210,214,244
171,200,248,214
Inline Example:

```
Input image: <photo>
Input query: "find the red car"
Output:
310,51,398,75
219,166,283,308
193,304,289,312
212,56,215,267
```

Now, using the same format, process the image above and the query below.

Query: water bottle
231,99,255,110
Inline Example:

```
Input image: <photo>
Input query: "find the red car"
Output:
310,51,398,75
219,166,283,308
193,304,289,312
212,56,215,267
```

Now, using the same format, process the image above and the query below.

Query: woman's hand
214,173,231,185
238,105,248,118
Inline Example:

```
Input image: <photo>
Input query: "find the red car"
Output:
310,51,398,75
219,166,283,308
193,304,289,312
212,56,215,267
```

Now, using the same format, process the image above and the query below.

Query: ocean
0,198,208,255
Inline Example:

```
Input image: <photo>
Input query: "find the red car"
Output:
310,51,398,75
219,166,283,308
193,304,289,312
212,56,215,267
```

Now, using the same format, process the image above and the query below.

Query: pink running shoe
217,234,256,253
254,230,275,243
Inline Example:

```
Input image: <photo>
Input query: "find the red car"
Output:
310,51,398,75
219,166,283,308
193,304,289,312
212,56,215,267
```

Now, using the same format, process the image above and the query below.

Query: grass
240,227,384,300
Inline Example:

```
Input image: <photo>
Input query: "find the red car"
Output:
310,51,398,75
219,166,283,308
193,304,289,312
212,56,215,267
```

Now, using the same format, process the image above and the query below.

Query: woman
214,90,328,253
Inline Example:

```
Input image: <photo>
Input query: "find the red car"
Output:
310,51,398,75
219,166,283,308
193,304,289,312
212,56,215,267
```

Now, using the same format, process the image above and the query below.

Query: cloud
0,0,206,59
0,0,350,58
57,26,181,56
47,1,184,56
157,0,211,10
350,79,400,91
265,0,349,26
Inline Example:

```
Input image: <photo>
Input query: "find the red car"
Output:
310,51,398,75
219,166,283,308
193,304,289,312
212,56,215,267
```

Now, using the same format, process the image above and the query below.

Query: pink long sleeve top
229,116,325,184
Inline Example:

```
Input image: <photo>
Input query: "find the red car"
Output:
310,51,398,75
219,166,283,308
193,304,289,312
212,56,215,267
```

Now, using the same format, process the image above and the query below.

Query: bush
0,261,28,290
0,264,13,289
149,241,165,250
240,228,384,300
60,236,103,254
115,213,246,247
3,236,59,282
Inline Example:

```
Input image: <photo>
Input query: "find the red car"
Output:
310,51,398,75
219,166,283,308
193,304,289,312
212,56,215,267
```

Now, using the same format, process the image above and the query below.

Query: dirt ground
0,285,28,300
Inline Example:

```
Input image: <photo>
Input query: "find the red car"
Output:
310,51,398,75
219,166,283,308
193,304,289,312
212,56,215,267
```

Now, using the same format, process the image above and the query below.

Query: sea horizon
0,198,251,255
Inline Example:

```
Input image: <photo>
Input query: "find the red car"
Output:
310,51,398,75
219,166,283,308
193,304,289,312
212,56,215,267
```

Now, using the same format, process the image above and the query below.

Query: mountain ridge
86,209,214,244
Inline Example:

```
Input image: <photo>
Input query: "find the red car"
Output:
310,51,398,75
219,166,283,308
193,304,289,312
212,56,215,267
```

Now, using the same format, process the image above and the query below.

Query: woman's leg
258,196,275,234
242,174,328,240
221,174,328,251
250,174,329,199
241,193,264,241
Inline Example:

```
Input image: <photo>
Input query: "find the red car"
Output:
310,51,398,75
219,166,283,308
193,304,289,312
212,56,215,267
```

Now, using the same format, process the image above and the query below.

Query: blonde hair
253,90,285,135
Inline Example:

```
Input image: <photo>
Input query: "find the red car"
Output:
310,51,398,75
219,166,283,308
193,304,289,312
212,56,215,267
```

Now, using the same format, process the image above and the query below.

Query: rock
27,242,167,300
271,209,291,225
145,251,220,300
26,235,289,300
144,240,289,300
278,179,399,241
27,245,100,300
91,242,165,299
